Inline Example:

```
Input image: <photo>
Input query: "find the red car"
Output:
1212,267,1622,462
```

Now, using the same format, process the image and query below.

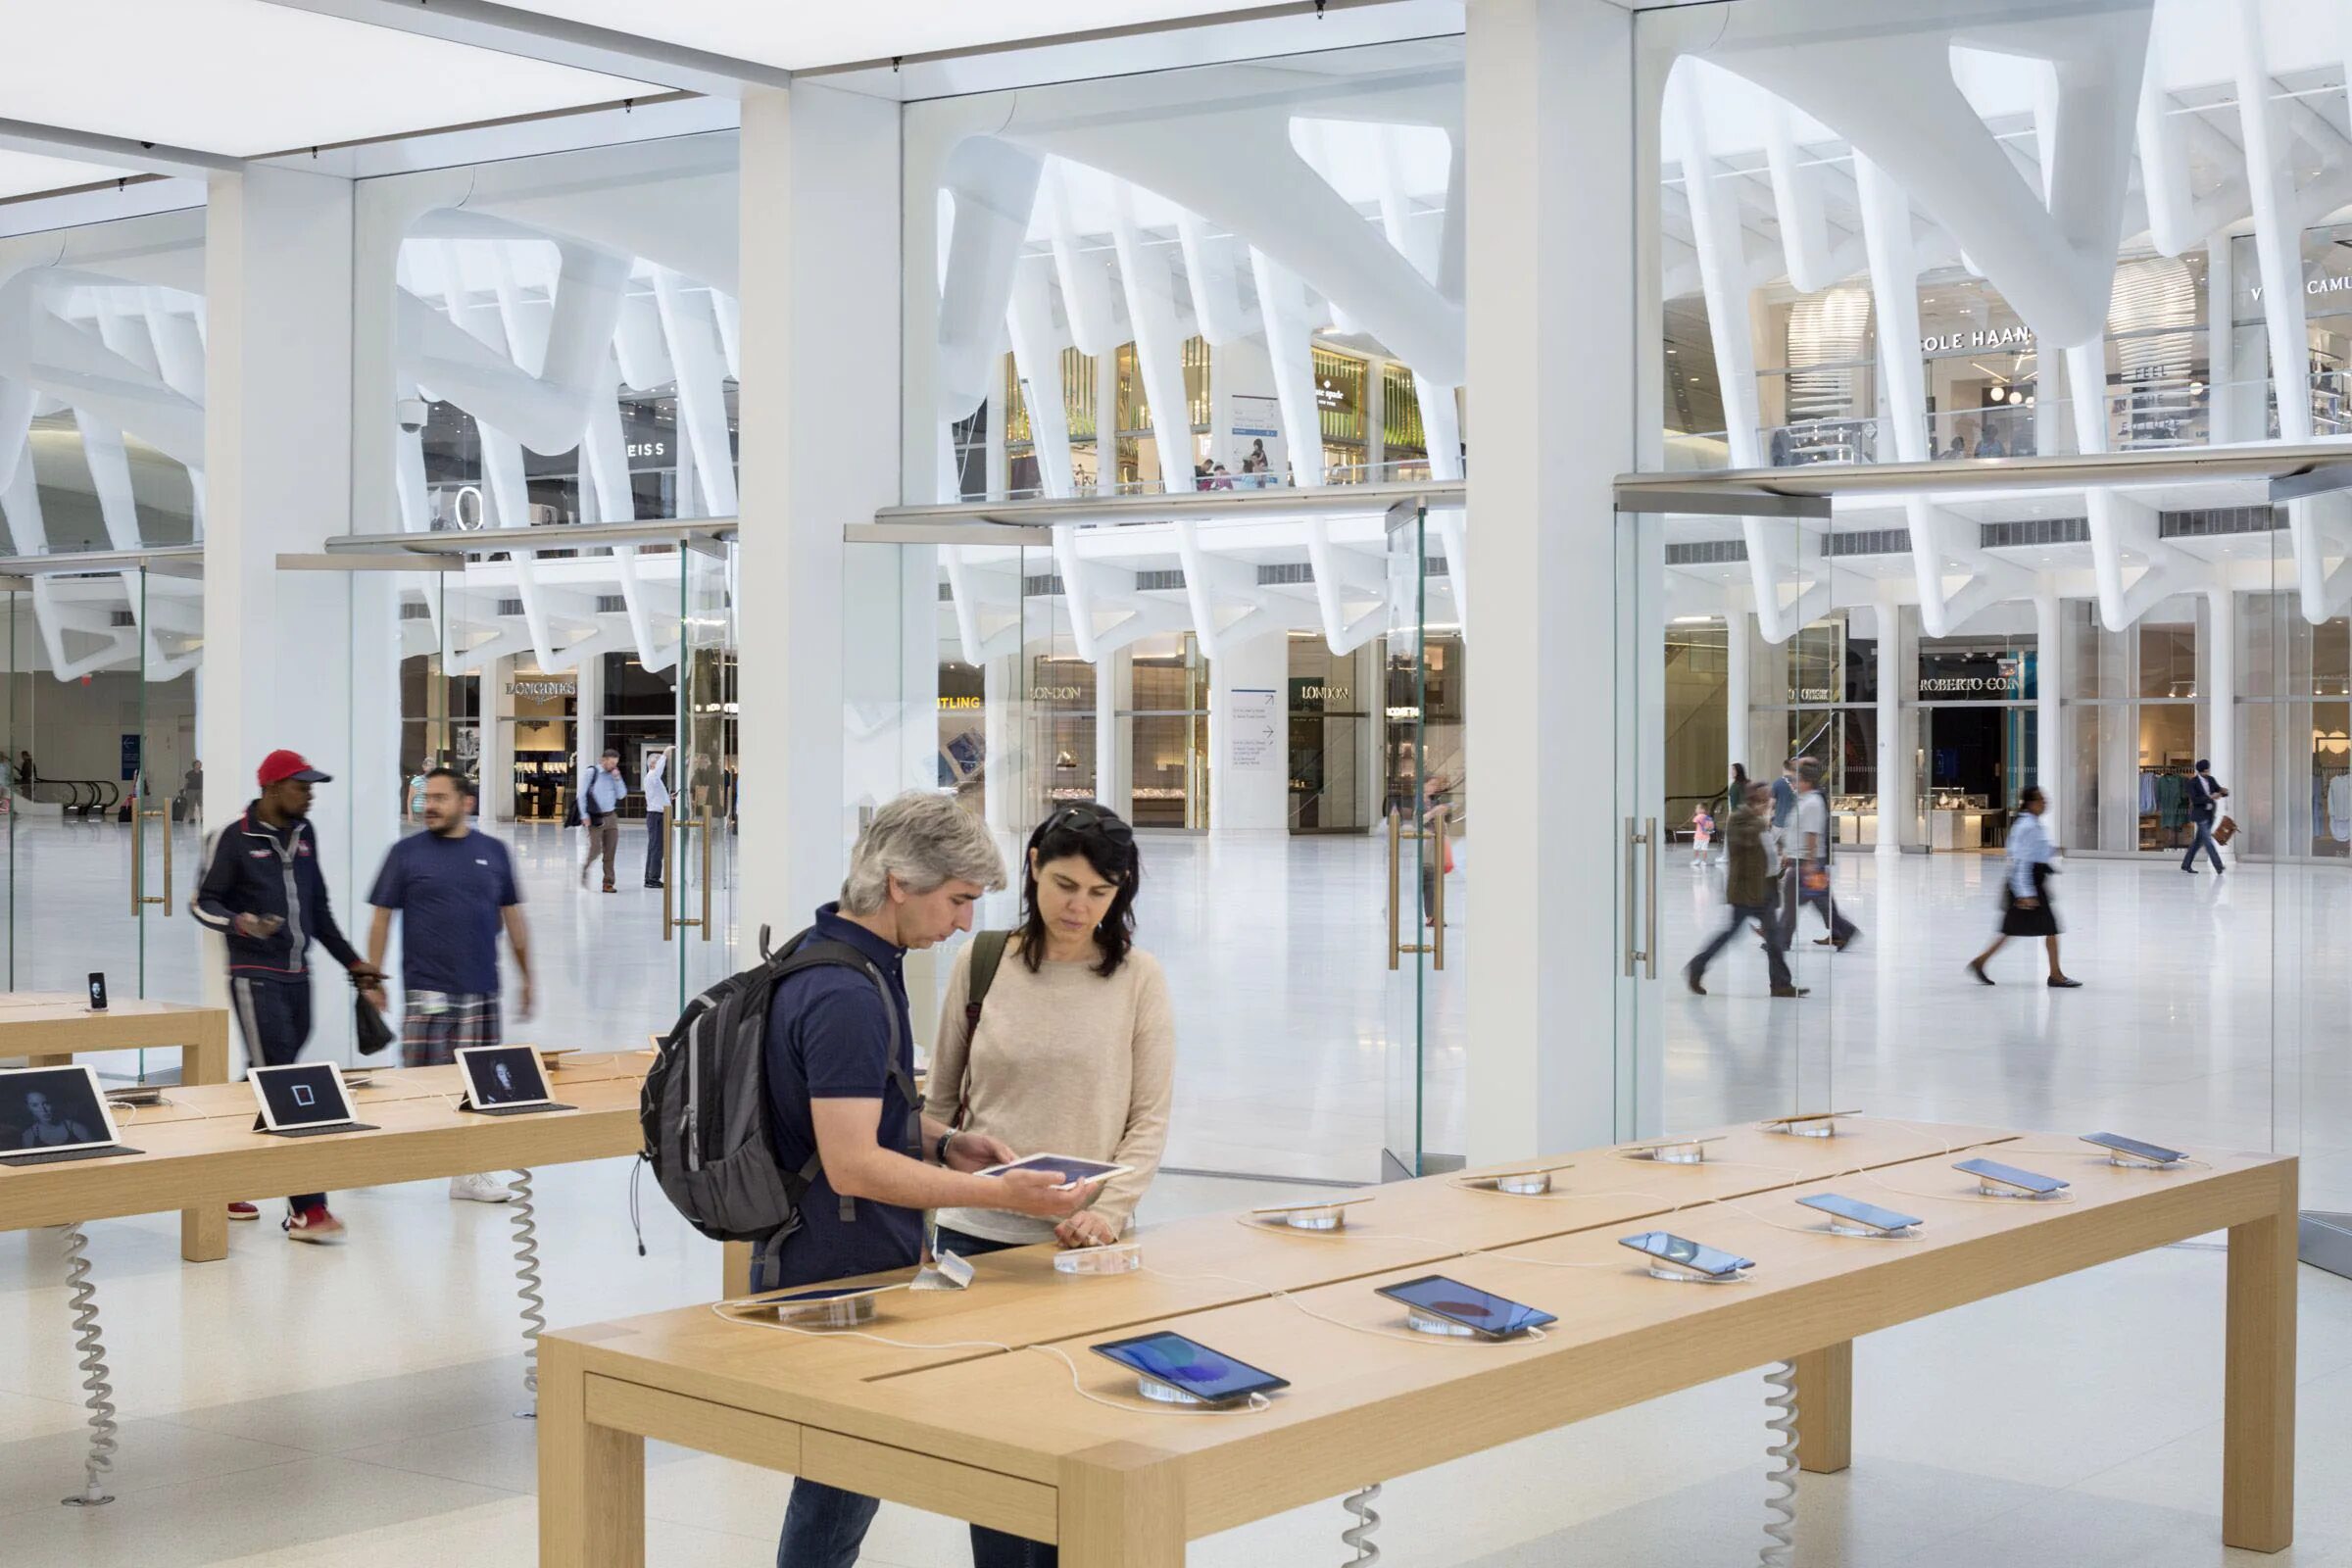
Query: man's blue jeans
776,1479,881,1568
2183,820,2224,871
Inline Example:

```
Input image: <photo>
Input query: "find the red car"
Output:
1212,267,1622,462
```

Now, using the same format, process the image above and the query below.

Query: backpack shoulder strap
765,932,920,1223
955,931,1012,1129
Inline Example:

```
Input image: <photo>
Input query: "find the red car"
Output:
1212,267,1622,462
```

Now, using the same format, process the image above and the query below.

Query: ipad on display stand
2081,1132,2185,1168
1460,1160,1576,1195
1090,1331,1289,1407
249,1062,377,1138
1249,1196,1374,1231
455,1046,573,1116
0,1064,142,1165
974,1153,1130,1190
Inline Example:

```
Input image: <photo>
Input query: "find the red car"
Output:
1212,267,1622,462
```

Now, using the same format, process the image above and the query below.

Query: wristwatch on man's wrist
935,1130,958,1166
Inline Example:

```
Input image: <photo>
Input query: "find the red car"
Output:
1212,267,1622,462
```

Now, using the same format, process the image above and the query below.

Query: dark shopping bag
355,993,396,1056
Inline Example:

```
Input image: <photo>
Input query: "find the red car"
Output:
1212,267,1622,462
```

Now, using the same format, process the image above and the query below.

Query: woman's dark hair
1731,762,1750,786
1018,801,1141,977
2019,786,2046,810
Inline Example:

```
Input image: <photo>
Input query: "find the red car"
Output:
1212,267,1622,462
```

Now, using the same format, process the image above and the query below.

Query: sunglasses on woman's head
1049,804,1136,849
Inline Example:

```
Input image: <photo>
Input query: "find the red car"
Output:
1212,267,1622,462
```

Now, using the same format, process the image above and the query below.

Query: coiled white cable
57,1223,117,1506
1341,1482,1382,1563
1760,1361,1797,1567
511,1168,544,1416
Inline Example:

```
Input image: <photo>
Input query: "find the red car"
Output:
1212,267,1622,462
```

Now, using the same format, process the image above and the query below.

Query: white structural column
1095,647,1132,817
203,167,398,1005
1207,629,1288,833
1725,605,1750,787
737,84,912,928
1876,603,1910,852
2035,588,2066,848
1465,0,1633,1162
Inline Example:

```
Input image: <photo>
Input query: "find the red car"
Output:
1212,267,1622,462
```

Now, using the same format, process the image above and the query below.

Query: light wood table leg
2224,1163,2298,1553
1059,1443,1185,1568
1792,1341,1853,1474
723,1241,754,1298
539,1341,645,1568
179,1013,231,1261
25,1052,72,1069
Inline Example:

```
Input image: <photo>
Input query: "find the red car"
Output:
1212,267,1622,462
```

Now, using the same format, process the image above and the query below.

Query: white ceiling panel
492,0,1304,70
0,150,138,201
0,0,658,157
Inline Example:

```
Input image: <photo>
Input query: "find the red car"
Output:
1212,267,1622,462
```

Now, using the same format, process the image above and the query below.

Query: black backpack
639,925,920,1279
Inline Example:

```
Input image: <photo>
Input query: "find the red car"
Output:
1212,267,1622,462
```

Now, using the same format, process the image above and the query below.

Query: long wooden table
538,1121,2298,1565
1,995,231,1259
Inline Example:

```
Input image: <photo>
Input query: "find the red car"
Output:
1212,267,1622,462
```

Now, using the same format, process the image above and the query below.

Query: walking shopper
190,750,384,1241
642,747,670,888
2182,759,2230,874
578,748,625,892
1793,760,1860,950
1968,787,2080,988
1690,803,1716,867
366,767,535,1203
1686,783,1806,998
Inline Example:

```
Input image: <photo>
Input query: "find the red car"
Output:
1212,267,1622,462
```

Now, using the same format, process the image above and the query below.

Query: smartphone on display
1954,1156,2068,1196
1091,1331,1289,1406
1374,1275,1557,1339
1459,1161,1575,1190
1618,1231,1754,1278
1796,1193,1922,1235
1616,1136,1724,1156
85,972,108,1012
2081,1132,2184,1166
1762,1108,1859,1129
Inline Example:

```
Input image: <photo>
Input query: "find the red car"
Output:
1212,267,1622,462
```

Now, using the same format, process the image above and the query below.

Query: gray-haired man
761,791,1096,1568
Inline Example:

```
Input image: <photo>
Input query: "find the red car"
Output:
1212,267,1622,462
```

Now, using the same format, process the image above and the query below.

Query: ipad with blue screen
1375,1275,1556,1339
1090,1331,1288,1405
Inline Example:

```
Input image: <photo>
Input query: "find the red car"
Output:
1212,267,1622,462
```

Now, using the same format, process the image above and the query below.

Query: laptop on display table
250,1062,377,1137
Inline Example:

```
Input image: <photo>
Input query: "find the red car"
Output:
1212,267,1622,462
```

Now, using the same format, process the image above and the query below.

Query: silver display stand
2302,1212,2352,1281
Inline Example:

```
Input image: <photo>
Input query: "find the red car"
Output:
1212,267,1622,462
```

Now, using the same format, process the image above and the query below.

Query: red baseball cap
257,750,333,788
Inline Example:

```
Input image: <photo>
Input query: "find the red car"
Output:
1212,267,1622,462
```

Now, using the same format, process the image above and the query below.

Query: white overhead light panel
0,149,138,201
491,0,1299,70
0,0,657,157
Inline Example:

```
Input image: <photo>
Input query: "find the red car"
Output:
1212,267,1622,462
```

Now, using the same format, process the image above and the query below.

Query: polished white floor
6,817,2347,1205
8,816,2352,1563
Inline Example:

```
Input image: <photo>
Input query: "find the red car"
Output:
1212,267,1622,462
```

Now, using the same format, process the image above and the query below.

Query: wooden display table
1,995,230,1259
539,1122,2297,1565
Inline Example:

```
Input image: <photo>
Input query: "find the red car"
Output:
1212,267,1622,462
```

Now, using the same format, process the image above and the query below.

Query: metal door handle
1642,815,1659,980
131,806,171,912
1387,809,1402,970
661,813,676,943
1429,815,1446,971
670,816,711,940
1622,817,1640,977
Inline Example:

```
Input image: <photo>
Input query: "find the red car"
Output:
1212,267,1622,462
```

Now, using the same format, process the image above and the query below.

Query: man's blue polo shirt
761,904,923,1289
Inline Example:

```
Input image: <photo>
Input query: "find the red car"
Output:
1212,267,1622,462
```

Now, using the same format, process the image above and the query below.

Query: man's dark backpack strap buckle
773,936,921,1226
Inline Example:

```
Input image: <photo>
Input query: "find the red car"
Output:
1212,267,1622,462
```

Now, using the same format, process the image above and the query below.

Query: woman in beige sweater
926,801,1173,1258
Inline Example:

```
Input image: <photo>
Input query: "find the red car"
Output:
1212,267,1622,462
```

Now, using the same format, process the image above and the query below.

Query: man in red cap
191,750,385,1242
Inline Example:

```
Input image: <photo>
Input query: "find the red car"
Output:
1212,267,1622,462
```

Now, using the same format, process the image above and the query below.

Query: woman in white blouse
1967,787,2081,988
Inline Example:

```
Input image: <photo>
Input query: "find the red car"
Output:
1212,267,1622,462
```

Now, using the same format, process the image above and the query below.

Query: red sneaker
283,1205,346,1244
226,1201,259,1221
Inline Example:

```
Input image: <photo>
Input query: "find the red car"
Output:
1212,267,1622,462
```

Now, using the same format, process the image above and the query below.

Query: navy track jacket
191,802,362,982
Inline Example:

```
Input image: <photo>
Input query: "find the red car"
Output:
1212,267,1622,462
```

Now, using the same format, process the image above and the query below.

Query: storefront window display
1127,635,1210,829
1913,638,2034,851
2064,602,2205,857
2240,596,2351,862
398,654,481,818
1290,637,1378,832
502,664,577,822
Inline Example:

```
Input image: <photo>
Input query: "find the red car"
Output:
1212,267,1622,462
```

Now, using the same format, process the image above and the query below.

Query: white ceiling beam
0,119,239,179
255,0,792,97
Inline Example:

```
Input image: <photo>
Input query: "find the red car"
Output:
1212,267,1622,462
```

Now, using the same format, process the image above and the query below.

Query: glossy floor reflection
7,818,2348,1204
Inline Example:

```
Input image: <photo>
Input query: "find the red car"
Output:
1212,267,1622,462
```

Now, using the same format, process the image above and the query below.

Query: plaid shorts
399,992,503,1068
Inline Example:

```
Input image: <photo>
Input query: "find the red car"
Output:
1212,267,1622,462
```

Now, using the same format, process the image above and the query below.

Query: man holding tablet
760,794,1099,1568
366,766,534,1204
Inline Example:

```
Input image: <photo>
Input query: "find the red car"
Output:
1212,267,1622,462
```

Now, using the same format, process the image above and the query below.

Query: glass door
136,560,206,1025
3,580,19,990
668,539,738,1008
1381,501,1466,1178
1633,503,1853,1137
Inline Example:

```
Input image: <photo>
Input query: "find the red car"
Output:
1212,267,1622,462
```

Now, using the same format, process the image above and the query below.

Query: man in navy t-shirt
366,766,534,1204
760,792,1098,1568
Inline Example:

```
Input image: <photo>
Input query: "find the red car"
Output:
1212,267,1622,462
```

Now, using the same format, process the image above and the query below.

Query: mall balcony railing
984,457,1457,505
1664,374,2350,474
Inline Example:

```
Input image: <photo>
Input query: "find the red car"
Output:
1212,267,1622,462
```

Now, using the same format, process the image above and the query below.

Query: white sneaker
449,1173,515,1203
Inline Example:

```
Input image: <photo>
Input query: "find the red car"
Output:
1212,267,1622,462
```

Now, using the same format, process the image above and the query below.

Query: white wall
1207,628,1290,831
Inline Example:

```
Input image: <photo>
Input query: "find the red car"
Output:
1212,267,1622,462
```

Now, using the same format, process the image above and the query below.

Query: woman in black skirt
1966,787,2082,988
